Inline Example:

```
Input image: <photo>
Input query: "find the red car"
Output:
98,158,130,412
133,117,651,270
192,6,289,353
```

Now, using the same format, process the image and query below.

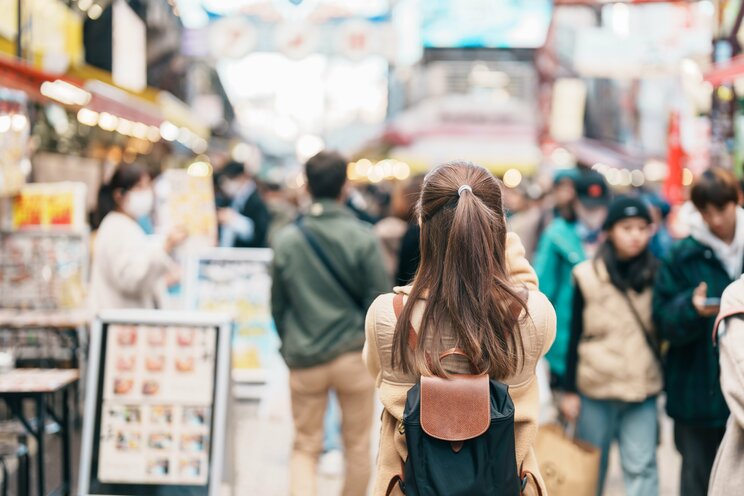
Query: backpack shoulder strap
713,306,744,344
393,293,419,351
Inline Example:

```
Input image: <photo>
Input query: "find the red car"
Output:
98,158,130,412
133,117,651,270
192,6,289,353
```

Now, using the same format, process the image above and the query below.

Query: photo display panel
83,315,227,496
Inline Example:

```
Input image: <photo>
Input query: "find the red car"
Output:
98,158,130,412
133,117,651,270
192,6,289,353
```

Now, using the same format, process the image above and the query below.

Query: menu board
185,249,279,390
80,311,231,496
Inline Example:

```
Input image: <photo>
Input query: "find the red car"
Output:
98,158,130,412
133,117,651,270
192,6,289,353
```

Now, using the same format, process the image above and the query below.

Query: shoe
318,449,344,477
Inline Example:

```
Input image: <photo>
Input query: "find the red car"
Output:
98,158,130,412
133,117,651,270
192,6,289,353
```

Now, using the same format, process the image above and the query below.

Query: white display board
79,310,231,496
185,248,280,400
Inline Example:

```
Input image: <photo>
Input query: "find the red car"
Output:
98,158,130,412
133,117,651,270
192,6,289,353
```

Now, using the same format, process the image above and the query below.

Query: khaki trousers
289,351,375,496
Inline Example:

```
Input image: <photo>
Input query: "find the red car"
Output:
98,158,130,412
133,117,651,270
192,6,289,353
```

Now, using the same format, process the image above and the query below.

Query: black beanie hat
602,196,653,231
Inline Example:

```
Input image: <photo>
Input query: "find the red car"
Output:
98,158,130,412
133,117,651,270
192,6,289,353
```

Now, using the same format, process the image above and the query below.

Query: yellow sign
12,182,87,230
0,0,83,69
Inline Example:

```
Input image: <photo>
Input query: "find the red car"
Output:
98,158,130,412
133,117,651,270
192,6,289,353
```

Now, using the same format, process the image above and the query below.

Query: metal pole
15,0,21,59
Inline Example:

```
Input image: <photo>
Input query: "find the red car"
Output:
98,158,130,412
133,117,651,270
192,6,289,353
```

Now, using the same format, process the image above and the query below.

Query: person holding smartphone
653,168,744,496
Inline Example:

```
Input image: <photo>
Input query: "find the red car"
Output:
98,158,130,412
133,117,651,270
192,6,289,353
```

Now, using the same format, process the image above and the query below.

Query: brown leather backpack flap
420,374,490,441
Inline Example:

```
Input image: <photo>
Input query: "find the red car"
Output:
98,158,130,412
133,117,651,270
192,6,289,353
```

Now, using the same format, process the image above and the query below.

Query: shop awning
562,138,653,170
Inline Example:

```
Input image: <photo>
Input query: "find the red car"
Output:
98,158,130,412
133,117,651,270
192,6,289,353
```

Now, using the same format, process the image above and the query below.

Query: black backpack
387,293,539,496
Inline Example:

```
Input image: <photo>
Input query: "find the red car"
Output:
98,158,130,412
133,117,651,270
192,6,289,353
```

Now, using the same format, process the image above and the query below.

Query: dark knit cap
602,196,653,231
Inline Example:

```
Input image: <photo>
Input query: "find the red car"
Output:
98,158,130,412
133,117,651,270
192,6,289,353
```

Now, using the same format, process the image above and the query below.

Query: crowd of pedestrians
89,151,744,495
265,154,744,496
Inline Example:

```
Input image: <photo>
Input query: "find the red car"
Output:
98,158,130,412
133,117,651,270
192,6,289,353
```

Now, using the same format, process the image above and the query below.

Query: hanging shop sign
185,248,278,398
79,310,232,496
113,0,147,92
207,17,394,62
207,17,258,60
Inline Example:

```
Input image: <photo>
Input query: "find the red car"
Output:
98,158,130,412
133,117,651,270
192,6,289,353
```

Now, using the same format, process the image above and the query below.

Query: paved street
235,378,682,496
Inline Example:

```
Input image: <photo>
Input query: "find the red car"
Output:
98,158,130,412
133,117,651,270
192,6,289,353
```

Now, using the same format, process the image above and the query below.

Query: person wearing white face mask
89,164,187,312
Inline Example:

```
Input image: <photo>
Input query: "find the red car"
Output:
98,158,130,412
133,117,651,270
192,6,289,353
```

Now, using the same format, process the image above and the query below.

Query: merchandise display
0,230,88,310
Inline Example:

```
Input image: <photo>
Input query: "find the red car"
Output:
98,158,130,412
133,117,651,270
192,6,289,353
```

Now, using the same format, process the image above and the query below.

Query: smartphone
703,297,721,308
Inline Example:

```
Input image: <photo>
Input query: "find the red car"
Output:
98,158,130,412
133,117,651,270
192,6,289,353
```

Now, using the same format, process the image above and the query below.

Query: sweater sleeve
363,297,382,382
506,232,538,290
562,280,585,392
106,232,173,297
717,280,744,428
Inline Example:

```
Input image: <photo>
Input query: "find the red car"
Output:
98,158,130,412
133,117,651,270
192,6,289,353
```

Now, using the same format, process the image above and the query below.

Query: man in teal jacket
271,151,390,496
534,171,610,384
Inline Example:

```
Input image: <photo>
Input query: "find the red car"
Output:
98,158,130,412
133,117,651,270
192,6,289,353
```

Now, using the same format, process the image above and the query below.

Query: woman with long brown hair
364,161,556,495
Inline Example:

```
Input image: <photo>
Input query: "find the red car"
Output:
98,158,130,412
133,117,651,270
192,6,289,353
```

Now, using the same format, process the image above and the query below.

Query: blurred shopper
376,176,424,280
534,171,610,384
364,161,555,496
216,161,270,248
394,177,427,287
505,182,543,260
271,151,390,496
561,197,661,496
536,169,580,238
90,164,185,312
708,276,744,495
263,181,298,246
643,192,674,260
374,184,409,277
653,168,744,496
395,221,420,287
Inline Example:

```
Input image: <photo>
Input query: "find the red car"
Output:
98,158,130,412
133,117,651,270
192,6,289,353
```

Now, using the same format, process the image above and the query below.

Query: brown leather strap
385,474,403,496
520,469,544,496
713,306,744,344
439,347,477,373
393,293,419,350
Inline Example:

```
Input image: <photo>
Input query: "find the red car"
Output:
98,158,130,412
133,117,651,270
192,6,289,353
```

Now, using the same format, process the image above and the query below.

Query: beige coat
89,212,175,313
573,260,663,402
709,277,744,495
363,233,556,496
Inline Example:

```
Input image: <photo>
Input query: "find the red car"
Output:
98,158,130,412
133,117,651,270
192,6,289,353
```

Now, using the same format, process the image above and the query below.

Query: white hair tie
458,185,473,197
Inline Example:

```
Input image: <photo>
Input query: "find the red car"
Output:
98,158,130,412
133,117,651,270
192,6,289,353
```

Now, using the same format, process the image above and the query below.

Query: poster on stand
185,248,279,396
154,169,217,250
79,310,231,496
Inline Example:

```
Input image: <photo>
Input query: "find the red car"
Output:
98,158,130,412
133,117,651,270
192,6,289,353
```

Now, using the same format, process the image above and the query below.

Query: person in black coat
215,161,270,248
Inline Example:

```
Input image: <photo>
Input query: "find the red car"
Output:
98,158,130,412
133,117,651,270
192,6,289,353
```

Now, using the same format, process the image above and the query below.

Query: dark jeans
673,422,726,496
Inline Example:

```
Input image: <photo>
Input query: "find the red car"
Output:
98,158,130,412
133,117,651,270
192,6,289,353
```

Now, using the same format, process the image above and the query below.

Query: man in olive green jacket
271,151,390,496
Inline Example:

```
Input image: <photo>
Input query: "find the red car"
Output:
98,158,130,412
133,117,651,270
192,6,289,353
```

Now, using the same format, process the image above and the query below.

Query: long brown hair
392,161,527,378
